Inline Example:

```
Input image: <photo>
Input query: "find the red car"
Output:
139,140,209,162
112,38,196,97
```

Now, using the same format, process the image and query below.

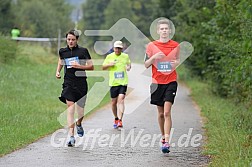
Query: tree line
0,0,251,105
81,0,251,106
163,0,251,106
0,0,72,38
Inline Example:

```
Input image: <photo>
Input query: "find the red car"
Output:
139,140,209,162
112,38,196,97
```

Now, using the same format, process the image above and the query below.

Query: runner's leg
164,101,172,143
117,94,125,120
111,97,118,118
66,100,75,136
157,106,165,138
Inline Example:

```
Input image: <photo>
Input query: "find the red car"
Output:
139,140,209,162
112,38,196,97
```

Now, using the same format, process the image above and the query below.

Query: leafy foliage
0,0,14,35
81,0,159,47
82,0,111,46
159,0,251,105
0,0,73,38
208,0,252,105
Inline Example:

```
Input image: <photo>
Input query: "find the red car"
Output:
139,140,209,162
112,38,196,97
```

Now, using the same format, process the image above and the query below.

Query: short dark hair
157,19,171,29
66,30,79,39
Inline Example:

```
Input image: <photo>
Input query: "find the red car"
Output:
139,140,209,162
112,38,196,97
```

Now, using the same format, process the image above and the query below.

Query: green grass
0,43,110,156
177,65,252,167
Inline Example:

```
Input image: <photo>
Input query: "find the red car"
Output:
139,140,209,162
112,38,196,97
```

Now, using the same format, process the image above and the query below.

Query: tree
81,0,111,47
13,0,73,38
158,0,216,77
0,0,14,34
208,0,252,104
81,0,159,48
156,0,178,19
130,0,159,38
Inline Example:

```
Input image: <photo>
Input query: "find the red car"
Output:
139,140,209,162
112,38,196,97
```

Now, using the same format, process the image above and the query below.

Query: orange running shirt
146,40,179,84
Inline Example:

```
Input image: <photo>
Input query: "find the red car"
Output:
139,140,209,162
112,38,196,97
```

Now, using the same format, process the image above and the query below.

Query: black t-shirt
59,45,91,83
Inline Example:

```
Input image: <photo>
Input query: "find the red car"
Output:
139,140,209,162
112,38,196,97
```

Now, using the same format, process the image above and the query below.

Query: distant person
144,18,180,153
11,27,20,39
102,41,131,129
55,29,94,147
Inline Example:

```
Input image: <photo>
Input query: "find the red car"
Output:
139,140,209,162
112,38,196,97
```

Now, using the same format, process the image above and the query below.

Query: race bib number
65,57,79,68
157,61,172,72
114,72,124,79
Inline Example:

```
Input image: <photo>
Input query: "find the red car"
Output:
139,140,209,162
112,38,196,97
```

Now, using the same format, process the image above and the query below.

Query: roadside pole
57,29,61,55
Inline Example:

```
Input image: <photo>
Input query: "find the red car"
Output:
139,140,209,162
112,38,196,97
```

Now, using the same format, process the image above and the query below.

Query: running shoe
67,136,75,147
76,123,84,137
161,142,170,153
113,119,119,129
117,120,123,128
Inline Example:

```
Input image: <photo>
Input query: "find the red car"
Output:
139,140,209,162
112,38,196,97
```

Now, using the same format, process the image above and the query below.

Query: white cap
113,41,123,48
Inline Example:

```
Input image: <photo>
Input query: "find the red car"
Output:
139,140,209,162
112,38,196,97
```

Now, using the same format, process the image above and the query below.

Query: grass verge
0,43,110,156
177,65,252,167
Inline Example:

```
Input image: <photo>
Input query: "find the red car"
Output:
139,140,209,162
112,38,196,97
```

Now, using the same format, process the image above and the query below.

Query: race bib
114,72,124,79
65,57,79,68
157,61,172,72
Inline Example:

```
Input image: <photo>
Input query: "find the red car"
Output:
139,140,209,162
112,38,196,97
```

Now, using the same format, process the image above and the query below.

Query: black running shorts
110,85,127,98
150,81,178,106
59,80,88,108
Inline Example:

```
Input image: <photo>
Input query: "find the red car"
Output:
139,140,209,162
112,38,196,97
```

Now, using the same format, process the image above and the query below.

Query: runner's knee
164,111,171,118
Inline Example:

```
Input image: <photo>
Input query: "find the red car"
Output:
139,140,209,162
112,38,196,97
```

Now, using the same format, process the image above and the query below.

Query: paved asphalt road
0,64,209,167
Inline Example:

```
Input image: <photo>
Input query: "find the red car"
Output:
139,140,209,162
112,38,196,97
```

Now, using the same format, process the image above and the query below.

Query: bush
208,0,252,106
0,35,18,64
